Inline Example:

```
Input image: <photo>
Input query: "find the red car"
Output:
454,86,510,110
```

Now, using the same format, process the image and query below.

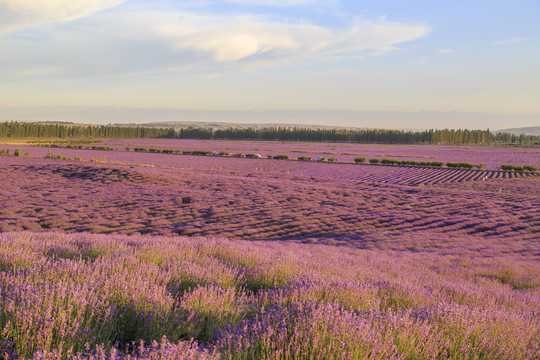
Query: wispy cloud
0,4,429,81
0,0,126,33
437,48,454,54
491,37,531,46
157,15,429,64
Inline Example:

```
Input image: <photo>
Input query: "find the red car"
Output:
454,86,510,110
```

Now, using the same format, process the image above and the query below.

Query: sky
0,0,539,129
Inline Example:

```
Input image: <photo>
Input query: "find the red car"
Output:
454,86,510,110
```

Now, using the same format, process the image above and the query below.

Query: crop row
27,142,540,171
0,156,538,244
352,166,538,186
0,231,538,359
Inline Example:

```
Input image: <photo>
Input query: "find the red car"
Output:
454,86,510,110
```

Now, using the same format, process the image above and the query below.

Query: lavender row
0,231,538,359
3,138,540,169
0,156,538,243
2,146,538,187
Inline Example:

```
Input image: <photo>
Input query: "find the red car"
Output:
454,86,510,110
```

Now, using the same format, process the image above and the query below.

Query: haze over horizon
1,0,539,129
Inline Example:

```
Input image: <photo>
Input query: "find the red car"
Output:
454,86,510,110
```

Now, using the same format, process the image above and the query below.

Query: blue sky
0,0,538,128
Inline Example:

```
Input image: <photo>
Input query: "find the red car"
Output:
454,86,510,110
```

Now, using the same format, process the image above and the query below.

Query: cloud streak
491,37,531,46
0,0,125,33
0,4,429,81
156,15,429,64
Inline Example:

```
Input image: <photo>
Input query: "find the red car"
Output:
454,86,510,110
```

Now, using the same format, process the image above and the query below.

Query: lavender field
0,140,539,359
1,232,539,359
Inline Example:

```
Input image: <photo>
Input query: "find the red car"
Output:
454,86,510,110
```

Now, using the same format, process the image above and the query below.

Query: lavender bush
0,232,538,359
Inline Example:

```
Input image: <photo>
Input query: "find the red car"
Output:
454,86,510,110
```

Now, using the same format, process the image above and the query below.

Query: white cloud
437,48,454,54
491,37,530,46
156,15,430,64
0,0,125,33
0,6,429,81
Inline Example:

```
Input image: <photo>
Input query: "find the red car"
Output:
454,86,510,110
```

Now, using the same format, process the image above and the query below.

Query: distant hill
495,126,540,136
117,121,372,131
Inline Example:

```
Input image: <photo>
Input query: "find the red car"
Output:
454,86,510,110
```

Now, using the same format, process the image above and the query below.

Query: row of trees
181,127,500,145
0,122,173,139
0,121,538,145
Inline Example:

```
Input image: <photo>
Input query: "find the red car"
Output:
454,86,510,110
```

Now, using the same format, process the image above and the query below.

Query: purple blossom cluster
0,231,538,359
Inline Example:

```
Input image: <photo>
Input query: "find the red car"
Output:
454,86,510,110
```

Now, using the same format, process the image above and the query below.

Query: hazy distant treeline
178,127,538,145
0,121,537,145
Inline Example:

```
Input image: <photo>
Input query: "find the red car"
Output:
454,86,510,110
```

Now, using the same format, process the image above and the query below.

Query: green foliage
192,150,212,156
354,157,366,163
381,159,399,165
369,158,380,164
327,157,337,162
13,149,20,156
297,156,311,161
447,162,475,170
501,164,537,172
232,153,244,157
273,154,290,160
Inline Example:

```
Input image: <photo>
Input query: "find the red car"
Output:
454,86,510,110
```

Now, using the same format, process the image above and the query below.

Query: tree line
0,121,537,145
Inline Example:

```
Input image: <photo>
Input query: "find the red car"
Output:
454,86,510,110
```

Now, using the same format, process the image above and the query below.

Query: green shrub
218,151,229,156
13,149,20,157
513,166,524,172
192,150,212,156
327,157,337,162
297,156,311,161
369,158,380,164
232,153,244,157
45,151,52,159
134,147,147,152
273,154,290,160
500,164,514,171
245,154,260,158
524,165,537,172
447,162,474,169
354,157,366,163
162,149,174,154
430,161,444,167
381,159,399,165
